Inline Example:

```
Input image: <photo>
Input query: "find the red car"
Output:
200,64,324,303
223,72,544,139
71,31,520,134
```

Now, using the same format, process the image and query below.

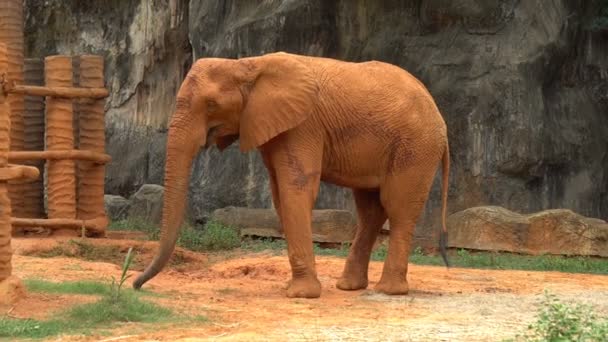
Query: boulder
104,195,130,221
210,206,357,243
128,184,164,225
447,206,608,257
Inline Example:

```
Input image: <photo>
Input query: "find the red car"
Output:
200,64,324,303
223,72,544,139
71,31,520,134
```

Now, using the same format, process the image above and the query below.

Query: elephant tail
439,141,450,268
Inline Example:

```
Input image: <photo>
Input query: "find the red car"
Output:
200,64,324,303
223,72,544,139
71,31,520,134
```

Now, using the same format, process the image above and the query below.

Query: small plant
108,217,160,240
514,291,608,341
25,279,110,296
241,237,287,254
109,247,135,302
178,220,241,252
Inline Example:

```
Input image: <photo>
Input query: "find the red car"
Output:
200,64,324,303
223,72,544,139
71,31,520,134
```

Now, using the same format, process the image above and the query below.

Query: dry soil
5,237,608,341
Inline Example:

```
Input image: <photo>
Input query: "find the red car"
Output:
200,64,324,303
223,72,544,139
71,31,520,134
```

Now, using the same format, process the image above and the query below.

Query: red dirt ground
5,236,608,341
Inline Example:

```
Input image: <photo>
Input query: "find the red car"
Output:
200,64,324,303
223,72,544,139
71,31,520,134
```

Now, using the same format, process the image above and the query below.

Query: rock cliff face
24,0,607,245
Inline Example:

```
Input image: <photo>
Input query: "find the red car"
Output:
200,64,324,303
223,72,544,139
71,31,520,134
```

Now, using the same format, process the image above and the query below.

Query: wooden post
0,43,24,306
0,0,26,218
21,59,45,220
77,55,107,236
45,56,77,234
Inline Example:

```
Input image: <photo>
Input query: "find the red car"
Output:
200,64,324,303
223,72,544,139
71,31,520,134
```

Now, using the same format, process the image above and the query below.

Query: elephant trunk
133,114,205,289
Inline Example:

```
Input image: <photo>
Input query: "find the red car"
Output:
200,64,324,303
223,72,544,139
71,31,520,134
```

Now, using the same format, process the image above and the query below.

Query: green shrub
589,0,608,32
515,291,608,341
178,221,240,252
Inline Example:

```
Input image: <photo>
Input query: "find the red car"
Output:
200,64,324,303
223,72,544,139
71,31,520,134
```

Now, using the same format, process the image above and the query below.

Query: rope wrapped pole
77,55,108,237
0,0,25,218
21,58,45,219
44,56,77,234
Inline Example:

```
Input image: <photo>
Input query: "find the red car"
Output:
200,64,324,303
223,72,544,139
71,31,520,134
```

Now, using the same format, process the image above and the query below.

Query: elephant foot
374,279,409,295
286,277,322,298
336,275,368,291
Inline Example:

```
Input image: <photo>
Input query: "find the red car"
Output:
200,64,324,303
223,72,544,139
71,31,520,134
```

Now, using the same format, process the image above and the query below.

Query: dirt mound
208,256,291,280
13,236,207,272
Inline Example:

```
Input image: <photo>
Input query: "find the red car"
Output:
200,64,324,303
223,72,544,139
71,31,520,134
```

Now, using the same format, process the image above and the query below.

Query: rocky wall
24,0,608,245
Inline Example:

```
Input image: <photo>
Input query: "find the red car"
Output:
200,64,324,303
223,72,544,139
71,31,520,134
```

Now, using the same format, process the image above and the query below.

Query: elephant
133,52,450,299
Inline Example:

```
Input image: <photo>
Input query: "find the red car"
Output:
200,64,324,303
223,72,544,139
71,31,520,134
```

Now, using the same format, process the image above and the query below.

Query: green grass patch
430,249,608,275
25,279,109,296
2,248,203,340
509,291,608,341
239,239,608,275
178,220,240,252
24,278,160,298
109,219,241,252
241,237,287,254
0,318,83,340
0,293,172,340
65,292,171,325
108,218,607,275
108,217,160,240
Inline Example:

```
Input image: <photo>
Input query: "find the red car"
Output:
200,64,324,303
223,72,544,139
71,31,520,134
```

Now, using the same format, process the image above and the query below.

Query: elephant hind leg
375,165,438,295
337,189,387,291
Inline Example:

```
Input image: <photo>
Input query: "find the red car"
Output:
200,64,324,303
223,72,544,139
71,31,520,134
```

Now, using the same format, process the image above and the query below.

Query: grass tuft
25,279,109,296
109,217,160,240
108,218,608,275
510,291,608,341
65,292,172,325
178,220,240,252
1,247,202,339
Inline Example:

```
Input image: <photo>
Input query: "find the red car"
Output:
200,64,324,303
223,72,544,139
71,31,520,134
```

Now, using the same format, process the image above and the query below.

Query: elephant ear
238,53,319,152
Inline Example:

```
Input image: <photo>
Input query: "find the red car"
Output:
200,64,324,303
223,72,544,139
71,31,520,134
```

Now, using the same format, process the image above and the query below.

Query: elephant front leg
261,142,323,298
277,175,322,298
337,189,387,291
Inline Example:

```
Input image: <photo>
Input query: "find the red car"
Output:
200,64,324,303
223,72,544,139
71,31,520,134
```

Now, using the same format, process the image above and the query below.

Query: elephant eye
206,99,219,112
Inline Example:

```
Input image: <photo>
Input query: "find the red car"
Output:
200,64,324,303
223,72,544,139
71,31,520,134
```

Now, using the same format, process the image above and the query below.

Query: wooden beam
11,217,106,235
8,150,111,163
1,82,109,99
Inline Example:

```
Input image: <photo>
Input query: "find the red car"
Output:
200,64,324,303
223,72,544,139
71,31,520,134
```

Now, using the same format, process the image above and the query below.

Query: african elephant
133,52,450,299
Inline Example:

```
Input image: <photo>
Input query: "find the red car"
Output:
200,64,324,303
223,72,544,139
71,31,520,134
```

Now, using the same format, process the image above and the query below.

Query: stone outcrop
211,207,357,243
23,1,608,246
447,206,608,257
127,184,164,225
104,195,130,221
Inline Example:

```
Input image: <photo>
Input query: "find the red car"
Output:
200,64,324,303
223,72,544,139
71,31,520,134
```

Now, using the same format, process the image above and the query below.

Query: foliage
109,247,135,302
241,237,287,254
178,220,240,252
109,219,241,252
24,278,158,298
109,218,607,275
0,318,82,340
65,292,172,326
108,217,160,240
25,279,110,296
513,291,608,341
0,250,200,340
589,0,608,32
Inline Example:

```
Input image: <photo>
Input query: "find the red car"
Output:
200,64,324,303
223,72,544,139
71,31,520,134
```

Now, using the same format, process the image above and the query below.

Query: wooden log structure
22,59,45,219
0,0,111,306
11,217,105,235
8,150,111,163
0,0,25,219
1,82,109,99
0,42,33,306
77,55,108,236
44,55,77,231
